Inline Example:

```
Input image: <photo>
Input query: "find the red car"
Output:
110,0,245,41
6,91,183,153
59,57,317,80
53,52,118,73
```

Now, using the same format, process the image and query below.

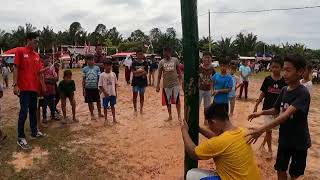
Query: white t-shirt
300,79,313,93
98,72,118,97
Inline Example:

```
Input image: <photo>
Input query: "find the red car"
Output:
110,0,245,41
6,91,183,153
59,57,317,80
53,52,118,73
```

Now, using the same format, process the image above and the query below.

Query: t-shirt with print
82,65,101,89
158,57,180,88
212,73,233,104
199,64,215,91
43,66,57,96
260,76,287,110
98,72,118,98
239,65,251,81
273,85,311,150
131,60,148,87
229,74,239,98
195,128,261,180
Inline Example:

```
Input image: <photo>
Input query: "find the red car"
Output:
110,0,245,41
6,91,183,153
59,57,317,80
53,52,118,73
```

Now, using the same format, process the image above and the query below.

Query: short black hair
219,56,230,65
96,43,103,47
203,51,212,57
103,60,113,65
284,54,306,70
25,32,39,40
63,70,72,78
205,103,229,122
85,54,95,61
271,56,283,67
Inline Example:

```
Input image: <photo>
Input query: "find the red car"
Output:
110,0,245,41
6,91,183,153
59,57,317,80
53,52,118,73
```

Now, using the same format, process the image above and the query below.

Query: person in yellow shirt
181,103,261,180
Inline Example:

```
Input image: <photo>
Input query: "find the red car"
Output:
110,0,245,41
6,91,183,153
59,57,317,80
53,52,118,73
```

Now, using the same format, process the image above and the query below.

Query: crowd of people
0,32,315,180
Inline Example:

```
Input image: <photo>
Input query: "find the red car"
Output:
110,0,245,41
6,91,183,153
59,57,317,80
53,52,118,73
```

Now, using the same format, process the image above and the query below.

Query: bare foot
113,119,118,123
178,116,182,122
91,116,97,121
73,118,79,123
98,114,104,118
165,116,173,121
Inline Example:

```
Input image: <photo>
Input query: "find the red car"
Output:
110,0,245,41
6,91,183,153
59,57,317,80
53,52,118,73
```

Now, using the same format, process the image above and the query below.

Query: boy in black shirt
248,54,311,180
252,58,287,158
131,49,148,114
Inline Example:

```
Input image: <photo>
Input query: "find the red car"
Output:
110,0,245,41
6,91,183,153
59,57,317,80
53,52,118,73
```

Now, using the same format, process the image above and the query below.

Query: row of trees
1,22,320,62
199,33,320,62
0,22,181,56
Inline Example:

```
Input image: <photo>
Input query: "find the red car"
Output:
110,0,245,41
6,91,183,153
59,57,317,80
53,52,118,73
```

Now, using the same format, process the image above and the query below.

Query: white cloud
0,0,319,48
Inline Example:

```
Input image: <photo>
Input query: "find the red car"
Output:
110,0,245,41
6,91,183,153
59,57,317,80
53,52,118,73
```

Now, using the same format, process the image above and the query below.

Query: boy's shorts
132,86,146,94
102,96,116,108
85,89,100,103
162,86,180,106
274,147,308,177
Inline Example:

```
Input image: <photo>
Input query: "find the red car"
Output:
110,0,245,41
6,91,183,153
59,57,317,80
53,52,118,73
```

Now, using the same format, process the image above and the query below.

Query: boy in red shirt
7,32,45,150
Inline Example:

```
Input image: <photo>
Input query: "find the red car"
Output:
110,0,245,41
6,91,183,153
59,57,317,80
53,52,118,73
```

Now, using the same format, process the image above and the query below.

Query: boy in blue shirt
82,55,104,120
212,60,233,112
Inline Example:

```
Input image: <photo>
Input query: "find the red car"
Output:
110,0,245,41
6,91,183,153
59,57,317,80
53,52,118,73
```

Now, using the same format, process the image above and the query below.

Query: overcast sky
1,0,320,49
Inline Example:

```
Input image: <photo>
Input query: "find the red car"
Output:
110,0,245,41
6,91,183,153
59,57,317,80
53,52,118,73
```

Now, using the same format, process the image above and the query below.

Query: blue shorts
102,96,116,108
132,86,146,94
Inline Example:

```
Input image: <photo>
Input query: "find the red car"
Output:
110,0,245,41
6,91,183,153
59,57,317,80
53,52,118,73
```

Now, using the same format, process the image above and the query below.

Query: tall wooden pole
208,9,212,52
180,0,200,179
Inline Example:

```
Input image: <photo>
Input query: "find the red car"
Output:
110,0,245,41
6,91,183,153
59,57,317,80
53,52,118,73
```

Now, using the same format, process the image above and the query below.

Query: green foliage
0,23,319,63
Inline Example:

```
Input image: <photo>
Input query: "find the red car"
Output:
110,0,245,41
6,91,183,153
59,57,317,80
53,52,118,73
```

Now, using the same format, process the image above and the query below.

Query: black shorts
85,89,100,103
274,147,308,177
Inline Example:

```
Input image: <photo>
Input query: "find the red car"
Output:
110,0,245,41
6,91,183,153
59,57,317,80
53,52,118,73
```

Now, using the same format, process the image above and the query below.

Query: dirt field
0,68,319,180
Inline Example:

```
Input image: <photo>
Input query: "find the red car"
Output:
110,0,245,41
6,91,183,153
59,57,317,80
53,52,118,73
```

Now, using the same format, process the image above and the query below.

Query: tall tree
212,37,236,59
107,27,122,46
69,22,83,45
234,32,257,56
39,26,56,51
128,29,148,42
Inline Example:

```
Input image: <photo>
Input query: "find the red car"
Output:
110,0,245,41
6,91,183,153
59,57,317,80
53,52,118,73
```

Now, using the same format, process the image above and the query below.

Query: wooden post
180,0,200,179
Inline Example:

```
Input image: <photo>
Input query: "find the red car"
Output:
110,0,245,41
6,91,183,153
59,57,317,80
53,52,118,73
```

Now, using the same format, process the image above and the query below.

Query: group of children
199,52,243,122
183,54,313,180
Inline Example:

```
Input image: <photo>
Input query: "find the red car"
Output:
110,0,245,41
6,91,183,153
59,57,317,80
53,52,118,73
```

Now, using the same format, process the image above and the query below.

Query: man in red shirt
6,32,45,150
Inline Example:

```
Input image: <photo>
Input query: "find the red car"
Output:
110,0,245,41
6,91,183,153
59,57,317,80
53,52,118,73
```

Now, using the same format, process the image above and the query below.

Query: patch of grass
0,125,109,180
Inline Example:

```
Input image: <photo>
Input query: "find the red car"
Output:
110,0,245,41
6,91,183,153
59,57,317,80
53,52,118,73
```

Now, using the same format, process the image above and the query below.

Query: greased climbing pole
180,0,200,179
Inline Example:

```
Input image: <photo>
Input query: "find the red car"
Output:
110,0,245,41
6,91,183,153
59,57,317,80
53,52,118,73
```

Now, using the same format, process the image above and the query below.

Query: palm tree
234,32,257,56
213,37,236,60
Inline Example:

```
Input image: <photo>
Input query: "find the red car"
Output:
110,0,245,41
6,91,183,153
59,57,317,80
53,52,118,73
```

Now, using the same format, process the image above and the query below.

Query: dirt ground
0,68,319,180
